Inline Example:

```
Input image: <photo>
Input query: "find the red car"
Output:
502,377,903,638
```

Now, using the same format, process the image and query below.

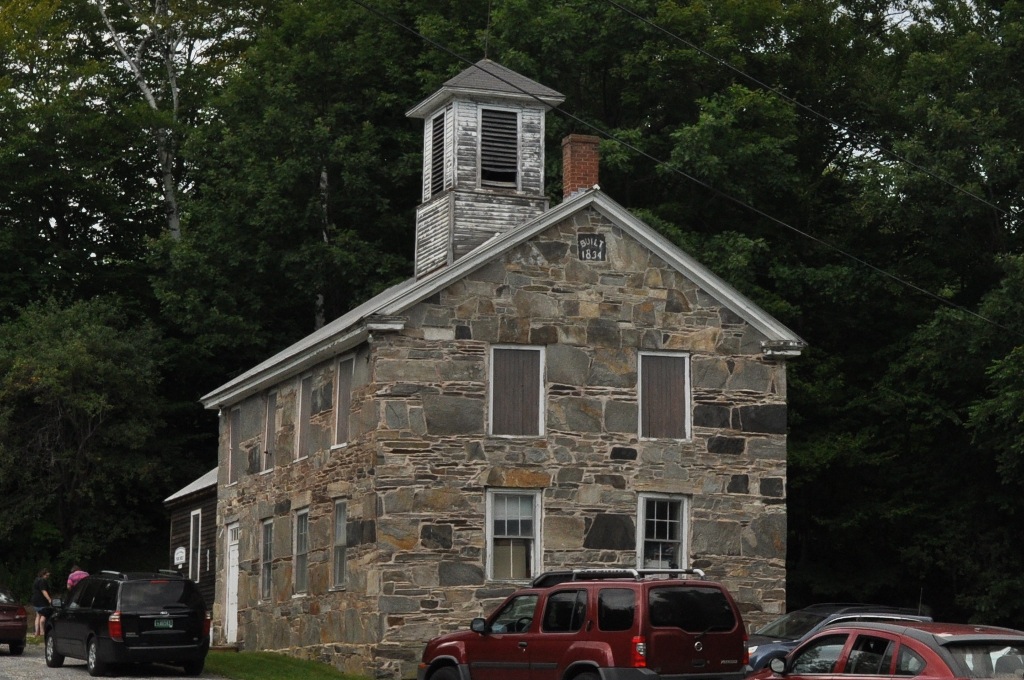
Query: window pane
641,497,684,569
264,393,276,471
295,512,309,593
492,348,541,435
493,539,531,580
298,376,313,458
641,354,688,439
261,521,273,600
189,513,201,582
333,502,347,588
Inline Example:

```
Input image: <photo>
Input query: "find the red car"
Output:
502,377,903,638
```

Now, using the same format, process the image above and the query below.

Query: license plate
154,619,173,629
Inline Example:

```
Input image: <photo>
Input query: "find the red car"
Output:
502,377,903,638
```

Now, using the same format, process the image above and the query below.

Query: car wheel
87,637,107,677
430,666,459,680
183,658,205,676
44,633,65,668
9,641,24,655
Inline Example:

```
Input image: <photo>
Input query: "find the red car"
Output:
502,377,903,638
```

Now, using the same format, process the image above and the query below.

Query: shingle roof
407,59,564,117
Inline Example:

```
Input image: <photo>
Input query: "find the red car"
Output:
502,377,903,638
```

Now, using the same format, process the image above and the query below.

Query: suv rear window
121,580,204,610
648,586,737,632
599,588,636,632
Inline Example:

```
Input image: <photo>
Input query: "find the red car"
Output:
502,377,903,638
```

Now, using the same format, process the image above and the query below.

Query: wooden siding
414,194,453,277
167,489,218,608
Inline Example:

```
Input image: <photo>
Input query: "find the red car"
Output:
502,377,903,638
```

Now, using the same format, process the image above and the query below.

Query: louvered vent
430,113,445,196
480,108,518,188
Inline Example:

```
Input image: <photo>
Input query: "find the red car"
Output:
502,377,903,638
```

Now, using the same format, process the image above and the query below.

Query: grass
204,649,369,680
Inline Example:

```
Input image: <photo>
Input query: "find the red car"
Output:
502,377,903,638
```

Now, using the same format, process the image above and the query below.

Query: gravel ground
0,640,221,680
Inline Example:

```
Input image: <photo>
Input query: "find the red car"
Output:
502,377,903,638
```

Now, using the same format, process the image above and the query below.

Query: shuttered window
640,353,691,439
480,108,518,188
335,357,353,445
430,113,445,196
491,347,543,436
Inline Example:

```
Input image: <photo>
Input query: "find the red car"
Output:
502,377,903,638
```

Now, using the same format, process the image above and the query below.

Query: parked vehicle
418,567,748,680
747,603,932,672
0,585,28,655
44,570,210,677
752,621,1024,679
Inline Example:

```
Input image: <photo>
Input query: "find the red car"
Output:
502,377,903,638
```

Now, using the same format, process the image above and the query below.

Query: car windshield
755,611,827,640
0,588,15,604
946,644,1024,678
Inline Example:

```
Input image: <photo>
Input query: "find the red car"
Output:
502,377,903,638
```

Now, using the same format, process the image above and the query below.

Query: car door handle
519,641,528,649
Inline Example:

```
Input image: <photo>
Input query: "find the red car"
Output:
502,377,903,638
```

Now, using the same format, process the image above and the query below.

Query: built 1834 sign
578,233,606,261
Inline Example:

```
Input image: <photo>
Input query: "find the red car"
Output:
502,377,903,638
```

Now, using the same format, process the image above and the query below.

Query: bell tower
406,60,564,278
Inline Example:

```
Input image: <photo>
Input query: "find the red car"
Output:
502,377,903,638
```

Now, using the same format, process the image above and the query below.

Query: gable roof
201,189,805,410
164,467,218,504
406,58,565,118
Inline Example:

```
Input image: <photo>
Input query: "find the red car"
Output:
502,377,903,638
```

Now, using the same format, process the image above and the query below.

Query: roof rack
531,567,706,588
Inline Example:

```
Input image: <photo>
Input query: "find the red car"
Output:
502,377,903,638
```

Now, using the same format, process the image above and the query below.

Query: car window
542,590,587,633
947,644,1024,678
599,588,635,632
0,588,15,604
490,594,539,633
92,581,119,611
896,646,926,676
844,635,894,674
791,633,848,674
69,581,100,609
756,611,828,639
120,580,204,610
648,585,736,632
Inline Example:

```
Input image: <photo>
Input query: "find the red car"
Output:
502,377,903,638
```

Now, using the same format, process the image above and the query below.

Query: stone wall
215,206,789,679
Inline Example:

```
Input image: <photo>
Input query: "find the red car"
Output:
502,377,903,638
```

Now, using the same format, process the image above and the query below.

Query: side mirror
769,658,787,674
470,618,488,634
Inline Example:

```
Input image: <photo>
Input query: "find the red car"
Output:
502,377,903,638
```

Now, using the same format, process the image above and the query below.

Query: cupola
407,59,564,278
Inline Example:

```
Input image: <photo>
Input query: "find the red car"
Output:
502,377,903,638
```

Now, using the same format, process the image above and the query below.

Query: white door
225,523,240,644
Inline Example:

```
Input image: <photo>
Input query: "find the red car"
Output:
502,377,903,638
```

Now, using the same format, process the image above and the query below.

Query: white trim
334,355,355,447
188,509,202,582
293,508,310,594
260,518,273,602
331,500,347,590
488,345,545,437
636,492,690,569
485,489,543,581
638,351,692,441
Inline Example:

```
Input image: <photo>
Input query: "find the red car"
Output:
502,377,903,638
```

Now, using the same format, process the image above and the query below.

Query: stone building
200,59,805,679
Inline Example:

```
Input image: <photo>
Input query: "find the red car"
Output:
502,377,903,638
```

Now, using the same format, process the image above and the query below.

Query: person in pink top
66,565,89,591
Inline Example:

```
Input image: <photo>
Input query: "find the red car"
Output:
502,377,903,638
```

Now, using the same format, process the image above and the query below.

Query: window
294,509,309,594
263,392,277,472
297,375,313,459
490,347,544,436
489,594,539,633
638,494,688,569
479,108,518,188
639,352,691,439
542,590,587,633
189,510,201,582
260,519,273,600
790,634,848,674
332,501,347,588
598,588,636,632
896,647,926,676
228,407,242,484
844,635,895,674
335,357,353,446
430,112,445,196
487,490,541,580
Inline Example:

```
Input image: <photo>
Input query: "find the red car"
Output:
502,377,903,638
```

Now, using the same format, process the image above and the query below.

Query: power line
346,0,1016,337
603,0,1017,223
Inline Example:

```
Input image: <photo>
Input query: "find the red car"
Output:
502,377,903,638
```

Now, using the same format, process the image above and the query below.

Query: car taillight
16,606,27,621
108,611,123,641
203,611,211,637
632,635,647,668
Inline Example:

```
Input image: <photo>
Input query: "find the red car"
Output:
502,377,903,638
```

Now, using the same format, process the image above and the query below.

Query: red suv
418,568,749,680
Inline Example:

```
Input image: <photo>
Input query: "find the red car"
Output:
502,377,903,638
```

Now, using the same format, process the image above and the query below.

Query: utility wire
604,0,1018,223
346,0,1016,336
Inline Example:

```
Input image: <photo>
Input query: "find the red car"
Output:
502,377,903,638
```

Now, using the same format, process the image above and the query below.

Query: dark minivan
45,570,210,677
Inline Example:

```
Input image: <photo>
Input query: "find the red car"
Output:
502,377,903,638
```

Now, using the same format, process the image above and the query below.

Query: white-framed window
228,407,242,484
335,357,354,446
263,392,277,472
490,346,544,436
296,374,313,460
639,352,691,440
486,490,542,581
261,519,273,600
479,107,519,189
332,500,347,589
637,493,689,569
294,508,309,594
189,510,201,582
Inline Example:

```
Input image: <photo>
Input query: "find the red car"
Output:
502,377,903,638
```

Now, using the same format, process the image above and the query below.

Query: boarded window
491,347,542,436
430,113,445,196
297,375,312,459
263,392,276,472
640,353,690,439
480,108,518,188
228,407,242,484
335,358,353,445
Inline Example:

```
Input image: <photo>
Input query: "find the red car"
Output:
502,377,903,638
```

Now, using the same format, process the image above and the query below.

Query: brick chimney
562,134,600,198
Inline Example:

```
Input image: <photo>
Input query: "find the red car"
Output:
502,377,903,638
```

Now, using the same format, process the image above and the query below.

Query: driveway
0,642,223,679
